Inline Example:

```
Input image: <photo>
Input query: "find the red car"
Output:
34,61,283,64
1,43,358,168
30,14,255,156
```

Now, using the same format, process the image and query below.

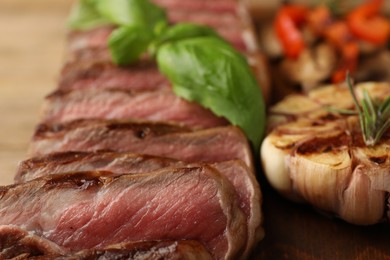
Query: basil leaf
155,23,220,46
68,0,111,30
157,37,266,149
95,0,167,29
108,26,154,65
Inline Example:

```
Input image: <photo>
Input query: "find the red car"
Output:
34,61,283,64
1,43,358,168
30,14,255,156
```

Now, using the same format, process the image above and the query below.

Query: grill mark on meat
0,168,247,259
60,60,169,92
16,152,262,258
34,119,190,138
0,225,213,259
41,88,228,129
29,119,253,171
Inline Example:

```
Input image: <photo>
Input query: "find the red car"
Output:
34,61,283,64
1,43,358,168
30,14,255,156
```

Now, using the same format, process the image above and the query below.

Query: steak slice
16,152,180,183
0,225,213,260
29,119,253,170
59,60,169,91
0,168,247,259
0,225,66,259
16,152,263,257
40,88,228,129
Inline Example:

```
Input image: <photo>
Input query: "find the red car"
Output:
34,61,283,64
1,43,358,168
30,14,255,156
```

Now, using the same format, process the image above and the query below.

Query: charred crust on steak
61,59,159,81
43,171,113,189
104,121,190,135
34,119,191,138
45,88,140,99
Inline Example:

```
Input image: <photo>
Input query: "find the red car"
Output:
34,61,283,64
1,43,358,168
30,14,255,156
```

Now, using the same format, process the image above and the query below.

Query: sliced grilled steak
29,119,253,170
0,225,66,259
16,152,180,183
40,88,228,128
0,168,247,259
0,225,213,260
16,152,263,257
59,60,169,91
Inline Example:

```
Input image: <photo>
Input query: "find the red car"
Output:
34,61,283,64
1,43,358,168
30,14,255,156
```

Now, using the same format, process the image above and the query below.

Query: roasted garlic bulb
261,82,390,225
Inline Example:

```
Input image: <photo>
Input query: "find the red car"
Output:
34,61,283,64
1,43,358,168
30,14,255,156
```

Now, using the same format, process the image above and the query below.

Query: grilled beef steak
65,0,270,100
29,119,254,170
16,152,181,183
0,225,213,260
40,88,228,128
60,60,169,91
0,168,246,259
16,152,263,257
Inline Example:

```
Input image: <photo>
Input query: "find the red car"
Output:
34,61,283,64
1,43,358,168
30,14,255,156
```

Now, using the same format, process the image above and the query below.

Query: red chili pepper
332,42,359,83
347,0,390,45
324,21,353,48
307,6,332,35
274,5,309,59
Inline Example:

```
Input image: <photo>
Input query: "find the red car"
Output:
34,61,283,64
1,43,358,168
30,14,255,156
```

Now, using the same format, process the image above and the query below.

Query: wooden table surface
0,1,389,259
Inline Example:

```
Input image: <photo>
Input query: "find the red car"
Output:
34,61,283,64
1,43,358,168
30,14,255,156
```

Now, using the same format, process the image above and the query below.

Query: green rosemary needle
346,74,390,146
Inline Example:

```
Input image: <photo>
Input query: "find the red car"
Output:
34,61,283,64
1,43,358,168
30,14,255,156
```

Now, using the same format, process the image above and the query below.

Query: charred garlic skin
261,82,390,225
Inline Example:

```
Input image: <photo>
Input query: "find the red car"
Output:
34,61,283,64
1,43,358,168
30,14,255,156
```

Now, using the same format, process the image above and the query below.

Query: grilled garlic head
261,82,390,225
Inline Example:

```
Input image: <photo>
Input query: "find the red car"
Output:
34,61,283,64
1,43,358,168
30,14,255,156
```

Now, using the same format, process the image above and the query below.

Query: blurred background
0,0,73,185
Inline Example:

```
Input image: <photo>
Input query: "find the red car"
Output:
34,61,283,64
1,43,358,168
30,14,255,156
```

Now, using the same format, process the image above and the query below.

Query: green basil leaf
95,0,167,29
68,0,111,30
155,23,221,47
108,25,154,65
157,37,266,149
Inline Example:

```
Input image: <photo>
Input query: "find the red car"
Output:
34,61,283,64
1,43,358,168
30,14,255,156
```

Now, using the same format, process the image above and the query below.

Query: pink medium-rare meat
0,168,247,259
213,160,264,257
40,88,228,128
15,152,181,183
16,152,263,257
29,119,254,170
67,26,114,54
0,225,213,260
59,60,169,91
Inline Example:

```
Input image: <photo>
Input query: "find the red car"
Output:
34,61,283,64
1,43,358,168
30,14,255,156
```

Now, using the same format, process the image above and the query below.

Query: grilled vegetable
261,82,390,225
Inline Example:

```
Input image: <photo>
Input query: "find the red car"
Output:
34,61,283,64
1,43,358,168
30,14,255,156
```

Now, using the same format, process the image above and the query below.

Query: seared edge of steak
16,152,262,257
0,225,213,260
0,225,67,259
0,168,247,259
40,88,228,129
29,119,254,171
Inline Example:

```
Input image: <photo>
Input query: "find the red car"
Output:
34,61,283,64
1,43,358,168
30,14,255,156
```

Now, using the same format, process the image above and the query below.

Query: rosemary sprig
346,73,390,146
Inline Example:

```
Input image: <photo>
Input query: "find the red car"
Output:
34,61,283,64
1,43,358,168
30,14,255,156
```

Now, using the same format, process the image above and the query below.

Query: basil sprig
68,0,266,150
157,37,265,149
69,0,167,65
68,0,111,30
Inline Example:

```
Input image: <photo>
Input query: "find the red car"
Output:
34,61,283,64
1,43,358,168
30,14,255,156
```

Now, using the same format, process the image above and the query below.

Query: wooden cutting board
0,1,389,259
